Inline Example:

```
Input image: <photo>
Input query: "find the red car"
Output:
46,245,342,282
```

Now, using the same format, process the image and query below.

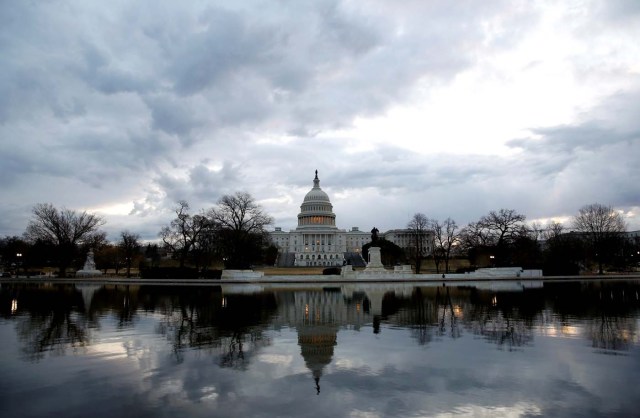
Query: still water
1,280,639,418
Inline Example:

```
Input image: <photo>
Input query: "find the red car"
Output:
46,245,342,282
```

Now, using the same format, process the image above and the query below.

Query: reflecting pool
1,280,639,417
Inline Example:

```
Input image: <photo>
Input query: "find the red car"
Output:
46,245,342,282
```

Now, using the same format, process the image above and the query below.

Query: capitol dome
297,171,337,230
303,186,330,203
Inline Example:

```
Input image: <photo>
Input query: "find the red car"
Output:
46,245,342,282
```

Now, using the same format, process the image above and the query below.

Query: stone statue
371,227,379,242
76,249,102,277
83,250,97,271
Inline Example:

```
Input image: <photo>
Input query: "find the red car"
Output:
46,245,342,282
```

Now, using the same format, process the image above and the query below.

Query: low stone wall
221,270,265,279
266,266,544,282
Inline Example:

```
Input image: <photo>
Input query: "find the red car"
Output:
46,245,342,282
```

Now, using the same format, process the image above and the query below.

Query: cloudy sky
1,0,639,241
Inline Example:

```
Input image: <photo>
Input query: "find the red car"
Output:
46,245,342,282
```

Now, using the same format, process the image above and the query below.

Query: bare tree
24,203,105,277
207,192,273,270
459,220,490,250
459,209,527,267
96,244,120,275
529,222,544,243
543,221,565,241
541,221,585,275
479,209,527,247
573,203,626,274
160,201,209,269
432,218,460,274
407,213,430,274
119,231,141,277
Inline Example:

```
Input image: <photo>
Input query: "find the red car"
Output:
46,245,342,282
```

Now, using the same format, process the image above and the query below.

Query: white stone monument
76,250,103,277
363,247,386,273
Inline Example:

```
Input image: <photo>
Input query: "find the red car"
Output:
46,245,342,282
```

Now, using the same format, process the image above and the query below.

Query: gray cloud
0,0,638,240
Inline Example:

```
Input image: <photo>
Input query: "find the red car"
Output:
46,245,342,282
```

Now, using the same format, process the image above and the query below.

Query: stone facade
381,229,433,257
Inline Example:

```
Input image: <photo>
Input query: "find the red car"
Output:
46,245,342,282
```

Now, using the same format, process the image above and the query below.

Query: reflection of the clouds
438,402,543,417
258,353,294,366
87,341,128,360
1,281,640,417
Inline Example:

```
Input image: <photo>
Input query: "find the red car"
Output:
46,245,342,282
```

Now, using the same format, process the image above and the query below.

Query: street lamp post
16,253,22,278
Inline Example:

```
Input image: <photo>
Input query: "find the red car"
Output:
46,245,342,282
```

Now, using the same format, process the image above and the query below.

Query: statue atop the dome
315,169,318,179
371,227,379,242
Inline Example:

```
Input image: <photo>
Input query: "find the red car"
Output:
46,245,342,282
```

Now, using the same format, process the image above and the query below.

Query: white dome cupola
297,170,337,230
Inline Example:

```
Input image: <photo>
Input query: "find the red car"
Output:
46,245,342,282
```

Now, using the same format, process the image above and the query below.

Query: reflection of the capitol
273,290,369,394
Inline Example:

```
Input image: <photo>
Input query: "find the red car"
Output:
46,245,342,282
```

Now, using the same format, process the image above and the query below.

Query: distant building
269,171,433,267
381,229,433,257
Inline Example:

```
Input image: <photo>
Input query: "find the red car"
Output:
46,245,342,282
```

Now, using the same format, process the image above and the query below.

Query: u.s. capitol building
270,171,433,267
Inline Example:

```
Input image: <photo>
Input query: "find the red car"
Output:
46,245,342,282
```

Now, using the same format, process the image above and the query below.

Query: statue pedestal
341,265,355,278
363,247,386,273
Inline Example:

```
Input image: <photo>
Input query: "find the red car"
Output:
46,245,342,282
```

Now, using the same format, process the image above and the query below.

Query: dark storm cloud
0,0,638,238
77,43,154,95
166,9,277,96
146,95,205,138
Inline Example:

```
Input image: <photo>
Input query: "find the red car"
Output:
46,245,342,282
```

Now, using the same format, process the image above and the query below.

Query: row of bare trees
158,192,273,271
406,214,461,274
406,203,632,275
0,203,142,277
2,192,273,277
3,199,633,277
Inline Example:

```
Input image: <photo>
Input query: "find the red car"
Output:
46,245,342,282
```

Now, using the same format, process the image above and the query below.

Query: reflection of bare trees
2,281,639,364
383,287,461,345
220,332,245,368
545,282,640,353
587,314,635,351
585,291,638,351
462,290,537,350
408,288,434,345
17,310,88,360
435,287,461,340
383,287,539,349
3,285,90,361
149,289,277,365
379,289,435,345
219,330,272,369
87,285,138,327
467,311,533,350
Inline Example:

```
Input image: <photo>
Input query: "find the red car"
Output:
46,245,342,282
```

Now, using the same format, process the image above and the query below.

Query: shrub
200,269,222,280
139,267,199,280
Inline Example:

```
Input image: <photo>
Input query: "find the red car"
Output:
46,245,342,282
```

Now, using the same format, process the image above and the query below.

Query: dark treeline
404,203,635,275
1,200,637,277
0,192,275,278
